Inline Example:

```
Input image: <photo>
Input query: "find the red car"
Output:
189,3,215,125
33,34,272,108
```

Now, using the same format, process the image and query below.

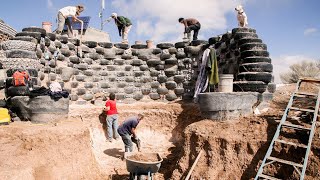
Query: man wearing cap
106,13,132,44
178,17,201,41
55,5,85,38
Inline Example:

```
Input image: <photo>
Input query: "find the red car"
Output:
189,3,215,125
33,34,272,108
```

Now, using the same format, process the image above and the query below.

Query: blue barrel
63,16,91,30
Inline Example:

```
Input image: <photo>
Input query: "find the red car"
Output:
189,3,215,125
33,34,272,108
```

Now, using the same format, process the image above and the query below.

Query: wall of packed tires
0,26,274,103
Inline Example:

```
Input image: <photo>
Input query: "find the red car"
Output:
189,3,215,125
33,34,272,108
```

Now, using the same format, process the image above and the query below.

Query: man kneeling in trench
117,114,144,152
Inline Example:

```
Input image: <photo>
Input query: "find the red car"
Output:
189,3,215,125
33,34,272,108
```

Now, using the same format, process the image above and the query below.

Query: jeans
185,22,201,40
106,114,119,140
56,12,73,37
119,133,133,152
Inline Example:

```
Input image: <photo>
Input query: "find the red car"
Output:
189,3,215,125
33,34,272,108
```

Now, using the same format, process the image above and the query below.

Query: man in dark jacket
117,114,144,152
108,13,132,44
179,17,201,41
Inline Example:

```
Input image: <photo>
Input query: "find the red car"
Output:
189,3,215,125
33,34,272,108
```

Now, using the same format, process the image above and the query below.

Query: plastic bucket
42,22,52,33
218,74,234,92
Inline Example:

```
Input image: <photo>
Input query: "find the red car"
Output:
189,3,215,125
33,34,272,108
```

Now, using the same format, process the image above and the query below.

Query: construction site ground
0,84,319,180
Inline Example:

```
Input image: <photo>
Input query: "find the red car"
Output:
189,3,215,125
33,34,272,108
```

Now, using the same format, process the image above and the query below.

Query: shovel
131,136,141,152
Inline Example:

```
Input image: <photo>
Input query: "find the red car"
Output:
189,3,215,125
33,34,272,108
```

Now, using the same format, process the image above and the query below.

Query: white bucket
218,74,234,92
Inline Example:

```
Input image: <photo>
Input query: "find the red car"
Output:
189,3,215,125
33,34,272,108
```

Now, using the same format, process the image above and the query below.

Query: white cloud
304,28,318,36
111,0,243,42
271,55,317,84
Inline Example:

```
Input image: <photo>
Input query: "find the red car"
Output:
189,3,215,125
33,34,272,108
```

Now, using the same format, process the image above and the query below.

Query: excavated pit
0,85,320,179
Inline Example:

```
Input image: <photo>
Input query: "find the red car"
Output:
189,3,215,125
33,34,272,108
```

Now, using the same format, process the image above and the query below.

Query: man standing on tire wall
107,13,132,44
55,5,84,38
179,17,201,41
117,114,144,152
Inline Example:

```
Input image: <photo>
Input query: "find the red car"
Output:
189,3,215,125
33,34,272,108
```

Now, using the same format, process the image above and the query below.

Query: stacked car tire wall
0,26,273,103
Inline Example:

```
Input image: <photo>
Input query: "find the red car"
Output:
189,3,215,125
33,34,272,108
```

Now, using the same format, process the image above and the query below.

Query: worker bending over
179,17,201,41
106,13,132,44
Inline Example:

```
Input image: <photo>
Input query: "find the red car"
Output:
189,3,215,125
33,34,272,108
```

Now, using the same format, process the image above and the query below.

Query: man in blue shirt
117,114,144,152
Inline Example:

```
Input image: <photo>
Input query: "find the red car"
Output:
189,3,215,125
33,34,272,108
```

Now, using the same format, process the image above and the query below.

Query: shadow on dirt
158,100,204,179
104,148,123,159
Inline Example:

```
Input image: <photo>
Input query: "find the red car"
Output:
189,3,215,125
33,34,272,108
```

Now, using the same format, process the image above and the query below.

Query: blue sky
1,0,319,83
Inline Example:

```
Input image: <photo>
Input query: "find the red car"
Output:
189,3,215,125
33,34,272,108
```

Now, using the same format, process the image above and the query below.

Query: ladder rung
258,174,282,180
282,123,311,131
275,139,307,148
268,156,303,168
295,91,318,97
290,107,314,113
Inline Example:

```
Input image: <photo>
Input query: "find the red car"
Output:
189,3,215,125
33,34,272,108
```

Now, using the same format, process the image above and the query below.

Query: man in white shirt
55,5,84,38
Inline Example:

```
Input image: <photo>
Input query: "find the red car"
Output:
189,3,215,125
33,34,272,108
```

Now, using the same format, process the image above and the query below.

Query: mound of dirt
127,153,161,162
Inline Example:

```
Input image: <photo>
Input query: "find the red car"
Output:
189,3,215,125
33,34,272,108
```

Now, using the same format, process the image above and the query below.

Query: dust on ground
0,84,319,180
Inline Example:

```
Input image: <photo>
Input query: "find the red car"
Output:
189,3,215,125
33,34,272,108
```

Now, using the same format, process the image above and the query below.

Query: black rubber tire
165,81,177,90
155,65,165,71
132,59,143,66
134,71,144,77
83,41,97,48
165,58,178,65
114,43,129,49
5,49,36,59
157,43,174,49
238,38,262,46
176,51,186,59
237,72,272,84
267,83,276,93
131,44,147,49
140,88,150,95
241,50,270,59
232,27,256,34
98,42,113,48
22,27,46,37
233,81,267,93
160,53,171,60
168,47,177,54
150,81,160,88
16,32,41,42
10,36,37,43
152,48,162,54
133,93,143,101
174,75,185,83
240,43,267,51
56,36,68,44
149,93,160,100
140,65,149,71
157,75,167,83
46,33,56,41
164,70,176,77
157,87,169,95
95,47,104,54
7,86,30,97
165,94,178,101
208,36,219,45
239,63,273,73
190,40,208,46
175,42,189,48
234,32,258,40
100,59,110,65
150,70,160,77
174,88,184,96
242,57,272,64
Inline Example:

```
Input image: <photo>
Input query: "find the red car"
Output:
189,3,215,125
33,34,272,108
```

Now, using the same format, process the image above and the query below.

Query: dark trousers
186,22,201,40
118,130,133,152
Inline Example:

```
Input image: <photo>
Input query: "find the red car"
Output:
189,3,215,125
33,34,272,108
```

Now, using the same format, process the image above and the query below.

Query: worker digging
0,1,319,180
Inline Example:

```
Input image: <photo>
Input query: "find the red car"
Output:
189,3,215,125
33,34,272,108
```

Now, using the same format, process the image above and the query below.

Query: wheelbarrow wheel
129,172,135,180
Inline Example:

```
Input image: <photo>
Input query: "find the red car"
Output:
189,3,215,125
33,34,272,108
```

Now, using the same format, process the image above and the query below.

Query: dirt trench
1,85,320,179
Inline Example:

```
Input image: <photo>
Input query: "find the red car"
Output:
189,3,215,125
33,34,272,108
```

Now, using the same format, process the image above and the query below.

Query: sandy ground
0,83,319,179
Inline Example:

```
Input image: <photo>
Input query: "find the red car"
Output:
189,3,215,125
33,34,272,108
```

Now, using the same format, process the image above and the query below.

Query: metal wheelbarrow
125,152,163,180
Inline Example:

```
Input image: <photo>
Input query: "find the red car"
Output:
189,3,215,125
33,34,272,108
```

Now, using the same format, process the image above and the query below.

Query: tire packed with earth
11,36,37,43
46,33,56,41
174,88,184,95
234,32,258,40
237,72,272,84
114,43,129,49
208,37,219,45
133,93,143,100
16,32,41,42
240,43,267,52
175,42,189,48
157,87,169,95
98,42,113,48
242,57,272,64
150,81,160,88
157,75,168,83
267,83,276,93
174,75,185,83
150,70,160,77
156,43,174,49
147,59,161,67
149,93,160,100
56,36,68,44
190,40,208,46
165,81,177,90
83,41,97,48
239,63,273,73
165,93,178,101
232,27,256,34
233,81,267,93
152,48,162,54
237,38,262,46
165,58,178,65
164,70,176,77
6,49,37,59
22,27,46,37
1,40,36,51
131,44,147,49
7,86,30,97
141,88,151,95
240,50,270,59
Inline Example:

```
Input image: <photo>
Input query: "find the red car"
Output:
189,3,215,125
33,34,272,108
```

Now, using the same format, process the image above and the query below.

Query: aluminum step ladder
255,78,320,180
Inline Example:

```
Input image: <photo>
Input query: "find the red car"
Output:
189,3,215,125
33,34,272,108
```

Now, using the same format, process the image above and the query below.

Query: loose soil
0,84,319,179
127,153,161,162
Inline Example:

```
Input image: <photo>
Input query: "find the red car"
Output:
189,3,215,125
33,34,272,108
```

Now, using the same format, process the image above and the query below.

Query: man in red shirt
104,93,119,142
